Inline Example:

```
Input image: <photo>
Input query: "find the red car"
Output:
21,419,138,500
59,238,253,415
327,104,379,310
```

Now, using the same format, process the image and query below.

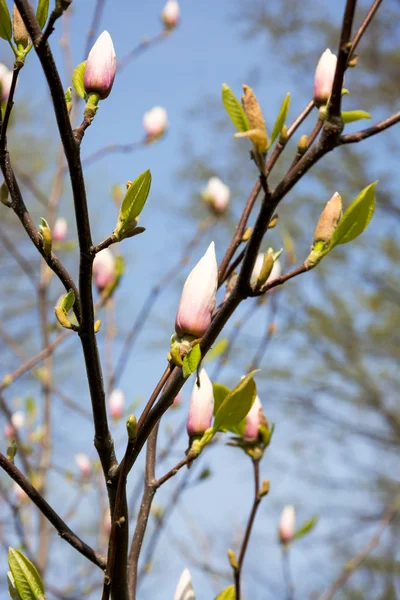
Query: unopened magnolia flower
279,505,295,544
4,423,15,438
313,192,342,245
11,411,25,430
162,0,180,29
53,217,68,241
313,49,337,105
103,509,112,535
243,395,263,441
0,63,13,101
93,248,116,291
13,481,28,504
172,391,182,409
251,254,282,288
203,177,230,214
143,106,168,139
109,389,124,420
187,368,214,437
75,453,91,477
174,568,195,600
175,242,218,338
84,31,116,100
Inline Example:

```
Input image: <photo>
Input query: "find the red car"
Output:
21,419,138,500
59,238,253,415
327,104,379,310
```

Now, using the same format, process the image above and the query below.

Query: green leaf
36,0,49,29
72,61,87,100
268,92,291,149
293,516,319,541
329,182,377,249
212,383,230,416
215,585,236,600
59,289,75,314
0,0,12,41
341,110,371,124
204,338,229,363
8,571,23,600
213,371,257,433
25,396,36,423
182,344,201,379
114,170,152,241
221,84,249,133
8,548,46,600
6,440,17,462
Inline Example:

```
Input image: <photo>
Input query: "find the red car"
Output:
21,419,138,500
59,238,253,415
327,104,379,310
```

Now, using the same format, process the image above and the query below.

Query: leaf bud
39,217,52,256
227,549,238,570
297,134,308,155
126,414,137,440
242,227,252,242
279,125,288,145
1,181,10,207
259,478,270,497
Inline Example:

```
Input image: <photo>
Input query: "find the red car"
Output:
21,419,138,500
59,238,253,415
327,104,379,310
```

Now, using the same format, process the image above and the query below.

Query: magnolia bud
279,505,295,544
84,31,116,100
174,568,195,600
75,453,91,477
143,106,168,140
187,368,214,438
175,242,218,338
313,192,342,245
93,249,116,292
243,395,263,441
13,481,28,504
0,64,13,101
234,85,268,154
203,177,230,214
4,423,15,439
11,411,25,430
109,389,124,420
172,391,182,409
313,49,337,106
53,217,68,242
13,4,29,48
161,0,180,30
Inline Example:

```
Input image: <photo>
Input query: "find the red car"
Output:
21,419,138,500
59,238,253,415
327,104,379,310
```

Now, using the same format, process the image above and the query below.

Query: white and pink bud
243,395,263,441
143,106,168,139
84,31,116,100
279,505,295,544
313,49,337,106
4,423,15,439
13,481,28,504
162,0,180,30
251,254,282,288
187,368,214,438
203,177,230,214
53,217,68,242
75,453,91,478
0,64,13,101
175,242,218,338
109,389,124,420
174,568,195,600
11,411,25,430
172,391,182,409
103,509,112,535
93,248,116,292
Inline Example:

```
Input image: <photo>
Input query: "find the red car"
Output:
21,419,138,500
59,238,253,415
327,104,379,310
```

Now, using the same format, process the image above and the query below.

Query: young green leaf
72,61,87,100
114,170,152,241
182,344,201,379
214,585,236,600
204,338,229,363
36,0,49,29
293,516,319,541
329,182,377,249
0,0,12,41
8,571,22,600
212,383,230,416
221,84,249,133
268,92,291,149
341,110,371,124
8,548,46,600
213,371,257,432
59,289,75,314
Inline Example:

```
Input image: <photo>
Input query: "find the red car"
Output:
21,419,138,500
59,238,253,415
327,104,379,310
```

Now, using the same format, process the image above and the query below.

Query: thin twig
117,31,171,72
348,0,383,62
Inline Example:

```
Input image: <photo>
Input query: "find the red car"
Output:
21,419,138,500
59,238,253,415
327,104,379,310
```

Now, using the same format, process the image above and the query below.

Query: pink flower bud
75,453,91,477
279,505,295,544
251,254,282,288
143,106,168,139
187,368,214,437
172,391,182,409
162,0,180,29
53,217,68,242
109,389,124,420
4,423,15,439
204,177,230,214
84,31,116,100
313,49,337,106
174,568,195,600
93,249,116,292
11,411,25,430
13,481,28,504
0,64,13,101
175,242,218,338
243,395,263,441
103,509,112,535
